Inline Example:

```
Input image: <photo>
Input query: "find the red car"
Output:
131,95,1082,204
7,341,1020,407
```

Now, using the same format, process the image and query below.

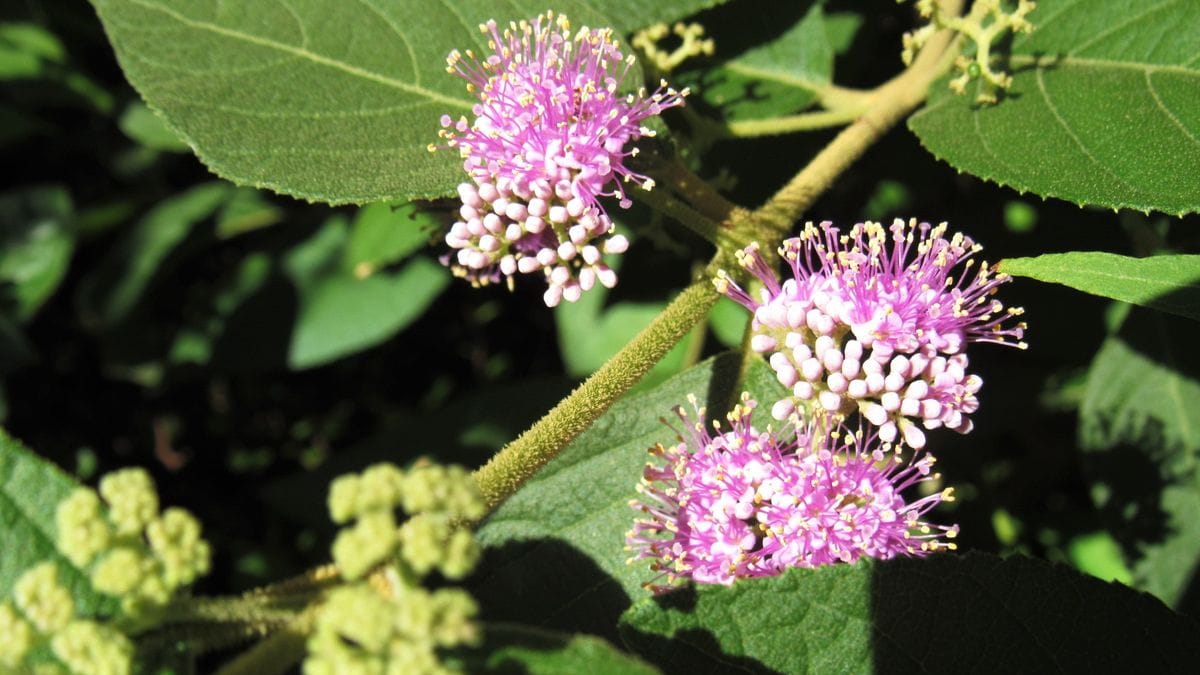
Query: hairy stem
214,603,320,675
752,0,963,232
473,279,719,512
654,155,744,224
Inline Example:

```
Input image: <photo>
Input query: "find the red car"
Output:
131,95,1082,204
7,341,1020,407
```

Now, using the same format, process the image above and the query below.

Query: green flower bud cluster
55,468,211,628
307,460,486,674
327,461,485,581
632,22,715,74
0,563,134,675
304,582,480,675
901,0,1036,104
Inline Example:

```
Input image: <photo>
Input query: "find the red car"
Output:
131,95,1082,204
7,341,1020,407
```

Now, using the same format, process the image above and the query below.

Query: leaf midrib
1008,53,1200,78
724,61,828,94
123,0,472,111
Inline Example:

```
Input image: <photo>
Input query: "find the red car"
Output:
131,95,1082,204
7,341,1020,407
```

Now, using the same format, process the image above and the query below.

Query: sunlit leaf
909,0,1200,215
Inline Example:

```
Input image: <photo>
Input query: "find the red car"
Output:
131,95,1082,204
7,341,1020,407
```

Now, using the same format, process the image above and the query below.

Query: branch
751,0,964,234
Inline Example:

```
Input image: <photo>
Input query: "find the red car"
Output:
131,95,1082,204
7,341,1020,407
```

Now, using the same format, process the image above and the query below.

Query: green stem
214,603,320,675
722,106,867,138
751,1,964,232
634,187,722,245
473,279,719,512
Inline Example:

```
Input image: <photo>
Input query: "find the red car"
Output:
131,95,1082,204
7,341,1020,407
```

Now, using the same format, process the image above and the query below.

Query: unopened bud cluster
1,563,134,675
2,467,210,674
716,219,1025,449
328,461,485,581
57,468,211,628
902,0,1036,104
631,22,715,73
307,460,485,675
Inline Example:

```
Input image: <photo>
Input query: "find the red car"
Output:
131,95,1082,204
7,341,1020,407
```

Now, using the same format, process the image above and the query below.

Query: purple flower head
626,394,958,593
435,12,687,306
714,219,1027,448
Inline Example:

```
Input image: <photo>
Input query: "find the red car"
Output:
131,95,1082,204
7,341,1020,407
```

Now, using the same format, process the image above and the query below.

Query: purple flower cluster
716,219,1026,449
626,396,957,593
436,12,687,306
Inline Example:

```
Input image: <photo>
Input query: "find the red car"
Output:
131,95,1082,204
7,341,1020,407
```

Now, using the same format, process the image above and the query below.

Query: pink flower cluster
436,12,687,306
626,396,957,593
715,219,1026,449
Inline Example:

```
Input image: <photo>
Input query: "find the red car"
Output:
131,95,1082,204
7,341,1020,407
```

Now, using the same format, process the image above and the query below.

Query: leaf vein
1034,67,1140,195
124,0,471,110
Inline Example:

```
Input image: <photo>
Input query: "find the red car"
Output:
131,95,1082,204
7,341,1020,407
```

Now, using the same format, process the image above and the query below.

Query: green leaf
1001,252,1200,322
555,276,699,391
908,0,1200,216
706,296,748,348
686,4,832,121
473,353,783,635
620,552,1200,673
89,0,725,205
215,187,283,239
468,624,659,675
343,202,436,275
288,256,449,369
0,429,113,616
76,182,230,328
0,22,65,79
1079,311,1200,609
0,186,75,321
118,101,189,152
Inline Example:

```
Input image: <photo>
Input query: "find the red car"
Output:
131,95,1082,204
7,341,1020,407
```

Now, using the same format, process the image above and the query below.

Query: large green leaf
908,0,1200,216
0,429,113,616
89,0,725,205
620,553,1200,673
686,3,833,121
1079,311,1200,610
0,186,75,321
1001,252,1200,321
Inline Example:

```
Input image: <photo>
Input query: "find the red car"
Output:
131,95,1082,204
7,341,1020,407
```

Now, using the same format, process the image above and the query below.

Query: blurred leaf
687,4,832,121
823,12,863,55
288,256,449,369
1080,311,1200,608
89,0,725,204
0,429,114,616
169,253,273,366
1069,531,1133,584
861,179,911,221
1003,200,1038,233
343,202,435,275
1002,253,1200,322
474,354,782,634
468,625,659,674
556,276,698,390
620,553,1200,673
118,101,189,152
0,22,64,78
77,182,230,327
909,0,1200,216
0,186,74,320
215,187,283,239
706,296,747,348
